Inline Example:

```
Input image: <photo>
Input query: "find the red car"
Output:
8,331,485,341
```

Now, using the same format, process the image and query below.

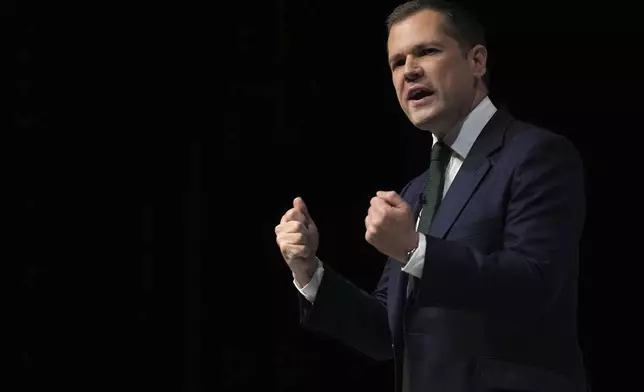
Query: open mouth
407,86,434,102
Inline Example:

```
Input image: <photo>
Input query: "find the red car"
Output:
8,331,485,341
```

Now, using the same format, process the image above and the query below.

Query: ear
469,44,488,79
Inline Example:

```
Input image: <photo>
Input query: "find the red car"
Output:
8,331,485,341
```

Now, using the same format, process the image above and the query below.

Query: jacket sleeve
297,182,415,360
298,262,393,361
416,134,586,318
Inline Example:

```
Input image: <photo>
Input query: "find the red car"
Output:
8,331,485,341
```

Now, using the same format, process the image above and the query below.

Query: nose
403,57,423,82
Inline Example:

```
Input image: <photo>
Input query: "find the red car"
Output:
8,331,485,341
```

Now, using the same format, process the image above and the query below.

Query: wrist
292,259,317,286
407,232,419,253
399,232,420,264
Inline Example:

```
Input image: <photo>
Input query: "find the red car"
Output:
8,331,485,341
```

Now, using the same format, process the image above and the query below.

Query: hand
365,191,419,263
275,197,319,286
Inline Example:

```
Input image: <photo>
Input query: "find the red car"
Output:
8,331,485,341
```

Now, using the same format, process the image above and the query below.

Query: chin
410,109,439,130
411,98,452,128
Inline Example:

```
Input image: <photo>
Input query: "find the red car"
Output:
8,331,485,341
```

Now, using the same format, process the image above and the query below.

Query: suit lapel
388,107,512,337
429,107,512,239
428,157,491,238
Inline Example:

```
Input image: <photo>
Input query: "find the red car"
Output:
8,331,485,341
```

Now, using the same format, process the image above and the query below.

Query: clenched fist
275,197,319,286
365,191,419,263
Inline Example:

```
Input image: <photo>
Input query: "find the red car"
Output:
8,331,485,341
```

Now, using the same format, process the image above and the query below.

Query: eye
391,59,404,70
420,47,439,56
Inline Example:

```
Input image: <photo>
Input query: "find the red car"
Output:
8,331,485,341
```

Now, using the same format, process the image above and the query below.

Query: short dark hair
386,0,486,55
386,0,489,85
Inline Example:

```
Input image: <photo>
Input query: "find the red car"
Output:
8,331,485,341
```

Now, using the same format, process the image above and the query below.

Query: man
274,1,588,391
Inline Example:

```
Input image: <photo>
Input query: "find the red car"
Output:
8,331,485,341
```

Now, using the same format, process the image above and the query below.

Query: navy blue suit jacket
299,107,588,392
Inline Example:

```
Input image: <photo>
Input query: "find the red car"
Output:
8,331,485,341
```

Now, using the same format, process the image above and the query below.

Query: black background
17,0,639,391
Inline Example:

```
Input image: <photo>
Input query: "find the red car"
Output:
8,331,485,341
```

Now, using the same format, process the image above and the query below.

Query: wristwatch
405,247,417,262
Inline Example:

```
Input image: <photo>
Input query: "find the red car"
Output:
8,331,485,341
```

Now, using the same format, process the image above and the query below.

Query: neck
430,89,487,139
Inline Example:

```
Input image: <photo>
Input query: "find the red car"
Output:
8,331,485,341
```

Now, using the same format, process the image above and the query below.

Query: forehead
387,9,452,55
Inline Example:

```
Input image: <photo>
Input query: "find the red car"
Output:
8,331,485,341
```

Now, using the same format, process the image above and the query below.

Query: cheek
392,76,402,95
426,60,462,94
431,66,451,90
393,77,406,104
444,63,471,92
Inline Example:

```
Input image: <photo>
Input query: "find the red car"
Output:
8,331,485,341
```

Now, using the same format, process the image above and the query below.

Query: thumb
377,190,406,207
293,197,312,220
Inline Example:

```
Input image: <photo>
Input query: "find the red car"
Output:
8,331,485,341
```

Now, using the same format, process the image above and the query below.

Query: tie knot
430,141,450,162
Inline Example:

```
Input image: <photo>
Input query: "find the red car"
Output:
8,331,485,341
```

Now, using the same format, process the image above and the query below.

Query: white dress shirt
294,97,498,302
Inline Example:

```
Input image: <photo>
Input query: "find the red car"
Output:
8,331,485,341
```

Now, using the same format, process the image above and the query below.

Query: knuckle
371,214,382,226
294,221,306,232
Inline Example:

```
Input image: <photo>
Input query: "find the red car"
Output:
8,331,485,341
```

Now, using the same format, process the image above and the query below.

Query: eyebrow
388,41,445,64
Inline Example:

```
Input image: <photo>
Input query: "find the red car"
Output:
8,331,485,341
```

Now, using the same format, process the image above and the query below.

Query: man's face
387,9,485,134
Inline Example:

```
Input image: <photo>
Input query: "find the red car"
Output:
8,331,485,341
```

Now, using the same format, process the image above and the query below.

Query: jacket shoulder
502,118,582,162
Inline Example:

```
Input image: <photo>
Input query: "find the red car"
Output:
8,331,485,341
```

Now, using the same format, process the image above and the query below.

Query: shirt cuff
401,233,426,279
293,257,325,303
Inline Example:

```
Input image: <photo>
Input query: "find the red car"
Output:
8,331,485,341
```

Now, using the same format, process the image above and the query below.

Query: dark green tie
402,141,451,392
416,141,451,234
407,142,450,299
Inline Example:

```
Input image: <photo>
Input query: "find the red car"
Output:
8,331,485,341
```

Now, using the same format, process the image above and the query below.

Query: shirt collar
432,96,497,159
